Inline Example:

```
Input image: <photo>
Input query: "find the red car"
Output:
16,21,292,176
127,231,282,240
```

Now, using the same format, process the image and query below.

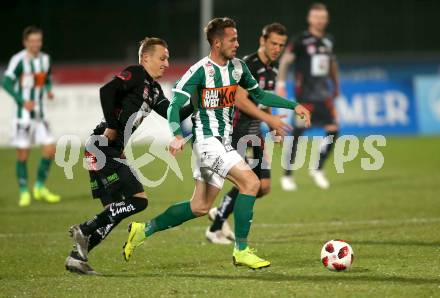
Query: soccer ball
320,240,354,271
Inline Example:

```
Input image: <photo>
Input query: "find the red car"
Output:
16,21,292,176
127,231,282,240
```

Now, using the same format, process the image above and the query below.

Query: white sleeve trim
175,58,205,90
155,98,168,106
247,84,259,91
172,88,191,98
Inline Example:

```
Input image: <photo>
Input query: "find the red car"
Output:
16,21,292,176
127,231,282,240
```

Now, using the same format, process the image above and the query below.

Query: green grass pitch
0,136,439,297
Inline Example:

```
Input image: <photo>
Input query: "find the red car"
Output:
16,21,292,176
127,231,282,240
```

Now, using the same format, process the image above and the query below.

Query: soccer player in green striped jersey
123,17,310,269
2,26,60,207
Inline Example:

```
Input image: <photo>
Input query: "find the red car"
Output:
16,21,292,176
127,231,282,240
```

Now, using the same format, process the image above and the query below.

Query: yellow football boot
232,247,271,269
33,186,60,203
123,222,146,262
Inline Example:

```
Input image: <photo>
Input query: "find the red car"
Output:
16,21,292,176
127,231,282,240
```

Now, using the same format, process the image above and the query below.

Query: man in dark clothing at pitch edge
64,37,193,274
205,23,291,244
278,2,340,191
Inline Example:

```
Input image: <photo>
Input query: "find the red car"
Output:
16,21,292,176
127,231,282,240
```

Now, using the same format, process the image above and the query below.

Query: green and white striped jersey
172,56,258,141
4,49,52,120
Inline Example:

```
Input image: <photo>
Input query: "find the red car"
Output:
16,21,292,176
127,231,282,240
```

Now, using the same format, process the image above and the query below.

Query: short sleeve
4,55,23,80
172,65,204,99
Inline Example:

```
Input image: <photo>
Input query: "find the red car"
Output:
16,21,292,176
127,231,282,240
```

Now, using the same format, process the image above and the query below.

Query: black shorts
231,131,271,180
85,144,143,206
297,99,337,127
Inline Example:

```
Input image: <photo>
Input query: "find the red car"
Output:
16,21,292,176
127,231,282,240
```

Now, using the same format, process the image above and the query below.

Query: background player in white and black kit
65,37,193,274
205,23,290,244
278,3,340,190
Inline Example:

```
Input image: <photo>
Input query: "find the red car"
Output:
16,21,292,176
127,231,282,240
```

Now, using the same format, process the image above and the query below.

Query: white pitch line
254,217,440,229
0,217,438,238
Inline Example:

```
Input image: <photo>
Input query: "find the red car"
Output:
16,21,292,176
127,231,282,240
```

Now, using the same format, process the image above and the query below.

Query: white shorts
192,136,243,189
11,119,55,149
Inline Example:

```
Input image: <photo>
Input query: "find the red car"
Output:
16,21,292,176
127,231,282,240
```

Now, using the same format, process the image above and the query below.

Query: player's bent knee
17,150,29,161
252,178,261,193
42,144,56,159
17,155,28,162
191,205,210,217
133,192,147,199
241,175,260,195
257,185,271,198
131,195,149,211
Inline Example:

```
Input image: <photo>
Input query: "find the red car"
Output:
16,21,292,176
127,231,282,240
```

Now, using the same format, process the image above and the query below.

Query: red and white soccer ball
320,240,354,271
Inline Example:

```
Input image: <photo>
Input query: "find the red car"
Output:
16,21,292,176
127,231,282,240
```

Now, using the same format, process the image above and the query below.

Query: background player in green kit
123,17,310,269
3,26,60,207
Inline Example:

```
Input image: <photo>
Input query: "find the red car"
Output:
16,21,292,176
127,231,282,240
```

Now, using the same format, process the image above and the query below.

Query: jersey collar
207,56,230,69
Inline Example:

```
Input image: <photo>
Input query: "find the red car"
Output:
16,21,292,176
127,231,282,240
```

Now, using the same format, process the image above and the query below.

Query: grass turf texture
0,136,439,297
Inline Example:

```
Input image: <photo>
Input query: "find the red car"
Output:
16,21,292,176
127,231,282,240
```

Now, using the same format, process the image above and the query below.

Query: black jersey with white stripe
290,30,336,102
233,52,278,136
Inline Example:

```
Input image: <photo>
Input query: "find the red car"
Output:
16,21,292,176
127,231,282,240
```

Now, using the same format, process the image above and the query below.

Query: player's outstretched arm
248,87,311,128
248,86,296,109
153,95,193,121
155,101,194,121
239,60,310,127
240,58,298,110
235,86,292,136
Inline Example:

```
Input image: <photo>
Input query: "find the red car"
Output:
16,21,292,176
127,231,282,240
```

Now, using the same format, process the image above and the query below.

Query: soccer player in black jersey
205,23,290,244
278,3,340,191
64,37,194,274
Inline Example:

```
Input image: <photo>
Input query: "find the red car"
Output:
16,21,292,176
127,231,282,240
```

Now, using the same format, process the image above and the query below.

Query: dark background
0,0,438,63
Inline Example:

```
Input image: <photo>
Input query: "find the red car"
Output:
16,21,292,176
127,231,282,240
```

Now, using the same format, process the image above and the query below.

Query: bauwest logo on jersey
202,85,237,109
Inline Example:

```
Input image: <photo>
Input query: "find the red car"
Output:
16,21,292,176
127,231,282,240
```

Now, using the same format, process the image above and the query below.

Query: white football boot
207,207,235,241
309,169,330,189
280,176,298,191
205,227,232,245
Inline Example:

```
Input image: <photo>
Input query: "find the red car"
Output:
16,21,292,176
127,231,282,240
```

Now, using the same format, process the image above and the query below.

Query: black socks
210,188,239,232
318,131,338,169
80,196,148,236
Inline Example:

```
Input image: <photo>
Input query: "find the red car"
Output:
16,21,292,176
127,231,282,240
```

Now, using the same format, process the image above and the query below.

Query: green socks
145,201,196,237
233,193,257,250
16,160,28,193
16,158,52,192
144,194,256,250
36,158,52,188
